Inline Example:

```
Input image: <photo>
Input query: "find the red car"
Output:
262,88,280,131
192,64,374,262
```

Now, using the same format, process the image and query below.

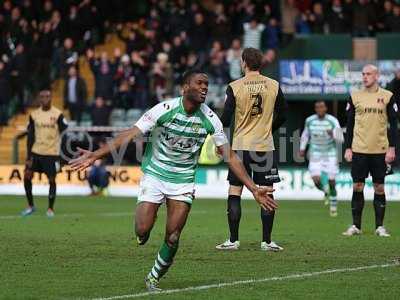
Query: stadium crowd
1,0,400,126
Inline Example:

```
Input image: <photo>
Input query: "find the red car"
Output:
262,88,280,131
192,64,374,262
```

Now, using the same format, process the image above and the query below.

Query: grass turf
0,196,399,300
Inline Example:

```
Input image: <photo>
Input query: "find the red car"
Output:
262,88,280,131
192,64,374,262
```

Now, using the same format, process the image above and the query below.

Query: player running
21,88,68,217
299,101,344,217
69,70,278,291
343,64,397,237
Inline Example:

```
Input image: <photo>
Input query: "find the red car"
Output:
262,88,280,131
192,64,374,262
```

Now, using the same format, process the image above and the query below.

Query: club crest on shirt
192,123,201,133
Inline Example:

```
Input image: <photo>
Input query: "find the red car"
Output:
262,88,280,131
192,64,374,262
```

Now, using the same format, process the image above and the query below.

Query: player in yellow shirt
343,65,398,237
21,88,68,217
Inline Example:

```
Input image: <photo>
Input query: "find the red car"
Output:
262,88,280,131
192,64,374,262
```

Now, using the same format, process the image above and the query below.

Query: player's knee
166,230,181,247
373,183,385,195
353,182,364,192
135,224,151,245
312,177,321,186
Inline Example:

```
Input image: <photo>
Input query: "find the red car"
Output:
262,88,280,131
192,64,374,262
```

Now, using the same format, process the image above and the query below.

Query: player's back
229,74,279,152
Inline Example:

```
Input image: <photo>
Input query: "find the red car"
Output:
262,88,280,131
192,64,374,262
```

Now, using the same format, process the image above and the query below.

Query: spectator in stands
10,43,27,113
186,51,201,70
88,139,110,196
211,3,231,46
242,19,265,50
226,38,242,81
282,0,299,45
87,48,119,101
150,52,173,103
189,12,209,63
309,2,326,33
387,4,400,32
130,51,150,109
209,40,225,61
115,79,135,109
63,65,87,125
328,0,347,33
352,0,374,36
206,52,230,85
65,5,81,42
296,12,311,34
38,21,55,87
90,96,111,127
262,18,279,50
377,1,393,32
0,58,11,125
114,54,134,87
117,25,146,53
54,38,78,79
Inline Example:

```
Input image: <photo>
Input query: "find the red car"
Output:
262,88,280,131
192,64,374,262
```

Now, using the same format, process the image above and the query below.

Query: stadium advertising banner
280,60,400,96
1,165,399,201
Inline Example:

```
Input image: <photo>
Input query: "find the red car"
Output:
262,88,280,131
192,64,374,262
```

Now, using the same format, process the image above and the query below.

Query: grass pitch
0,196,399,299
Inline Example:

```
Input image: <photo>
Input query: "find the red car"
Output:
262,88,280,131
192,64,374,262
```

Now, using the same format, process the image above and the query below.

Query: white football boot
342,225,362,236
215,239,240,250
375,226,391,237
261,241,284,251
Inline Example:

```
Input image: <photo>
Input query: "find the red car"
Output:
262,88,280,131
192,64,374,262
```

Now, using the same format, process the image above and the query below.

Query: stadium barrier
1,165,399,201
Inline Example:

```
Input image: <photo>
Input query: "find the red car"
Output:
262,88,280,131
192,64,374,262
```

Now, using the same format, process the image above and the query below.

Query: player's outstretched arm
69,126,142,171
217,144,278,212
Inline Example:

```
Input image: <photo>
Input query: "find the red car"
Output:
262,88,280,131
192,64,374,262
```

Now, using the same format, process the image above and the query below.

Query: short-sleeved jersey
229,74,279,151
350,88,394,154
30,106,67,156
135,97,228,184
300,114,343,159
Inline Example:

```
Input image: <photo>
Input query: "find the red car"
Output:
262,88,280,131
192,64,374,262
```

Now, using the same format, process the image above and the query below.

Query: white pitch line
0,210,207,220
90,261,400,300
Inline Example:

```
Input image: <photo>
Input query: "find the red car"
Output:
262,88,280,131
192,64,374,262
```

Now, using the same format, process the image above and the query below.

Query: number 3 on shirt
250,93,263,116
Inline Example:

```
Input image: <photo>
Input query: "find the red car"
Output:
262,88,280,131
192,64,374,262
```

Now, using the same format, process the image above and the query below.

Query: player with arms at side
299,101,344,217
21,88,68,217
216,48,287,252
69,70,278,291
343,64,398,237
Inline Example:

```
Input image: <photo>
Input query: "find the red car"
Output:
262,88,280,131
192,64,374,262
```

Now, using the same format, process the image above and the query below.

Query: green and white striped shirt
135,97,228,183
300,114,344,159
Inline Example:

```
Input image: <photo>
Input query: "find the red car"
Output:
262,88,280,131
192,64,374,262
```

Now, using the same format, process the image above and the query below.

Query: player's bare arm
217,143,277,212
69,126,142,171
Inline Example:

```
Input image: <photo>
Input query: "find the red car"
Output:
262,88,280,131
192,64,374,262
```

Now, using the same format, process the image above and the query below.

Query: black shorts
351,152,386,184
28,153,62,177
227,150,280,186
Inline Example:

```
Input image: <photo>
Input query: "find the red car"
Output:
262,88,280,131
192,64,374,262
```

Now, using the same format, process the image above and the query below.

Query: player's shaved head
362,64,379,89
362,64,378,74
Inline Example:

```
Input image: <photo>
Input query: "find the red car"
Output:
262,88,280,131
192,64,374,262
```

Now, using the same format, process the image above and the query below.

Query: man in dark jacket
0,58,11,125
63,65,87,124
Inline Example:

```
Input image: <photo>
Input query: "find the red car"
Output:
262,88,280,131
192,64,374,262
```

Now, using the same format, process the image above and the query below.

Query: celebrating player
69,70,278,291
343,64,398,237
299,101,344,216
216,48,287,252
21,88,68,217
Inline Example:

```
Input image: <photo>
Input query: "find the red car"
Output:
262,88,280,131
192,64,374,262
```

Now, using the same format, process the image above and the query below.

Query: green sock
149,242,179,280
320,173,330,196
